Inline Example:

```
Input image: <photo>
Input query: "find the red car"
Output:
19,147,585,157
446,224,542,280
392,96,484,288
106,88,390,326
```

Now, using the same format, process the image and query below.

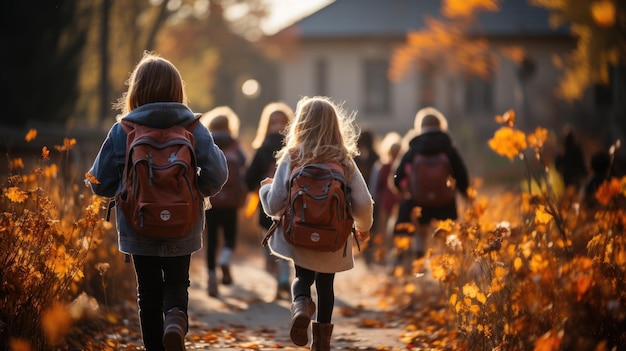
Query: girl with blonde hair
259,96,373,350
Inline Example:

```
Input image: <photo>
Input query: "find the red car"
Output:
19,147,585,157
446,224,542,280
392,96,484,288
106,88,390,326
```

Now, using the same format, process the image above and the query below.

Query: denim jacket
87,102,228,257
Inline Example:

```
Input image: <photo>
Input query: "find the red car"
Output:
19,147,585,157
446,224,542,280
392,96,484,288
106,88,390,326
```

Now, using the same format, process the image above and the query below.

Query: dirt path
184,245,410,350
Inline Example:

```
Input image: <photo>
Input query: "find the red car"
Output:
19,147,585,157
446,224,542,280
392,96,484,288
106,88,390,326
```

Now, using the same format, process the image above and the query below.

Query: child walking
200,106,247,297
87,52,228,351
259,96,373,350
245,102,294,300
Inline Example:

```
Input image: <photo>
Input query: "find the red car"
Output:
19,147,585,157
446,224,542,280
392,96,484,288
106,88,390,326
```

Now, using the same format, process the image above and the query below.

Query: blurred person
392,107,469,272
245,102,294,300
367,132,402,266
555,127,587,193
87,52,227,351
259,96,373,350
200,106,247,297
354,129,380,190
581,149,612,210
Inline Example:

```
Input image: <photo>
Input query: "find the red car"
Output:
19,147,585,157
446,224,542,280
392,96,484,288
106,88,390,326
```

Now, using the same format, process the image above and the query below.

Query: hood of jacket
122,102,198,128
211,131,236,149
408,130,453,154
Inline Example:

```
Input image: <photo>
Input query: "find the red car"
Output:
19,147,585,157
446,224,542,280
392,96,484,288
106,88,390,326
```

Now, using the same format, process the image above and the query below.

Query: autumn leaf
595,177,622,205
494,109,516,127
85,173,101,185
42,146,50,160
534,205,552,224
513,257,523,271
527,127,548,150
534,331,562,351
591,0,616,27
6,187,28,203
25,128,37,142
10,158,24,170
462,283,478,298
488,126,527,160
54,138,77,152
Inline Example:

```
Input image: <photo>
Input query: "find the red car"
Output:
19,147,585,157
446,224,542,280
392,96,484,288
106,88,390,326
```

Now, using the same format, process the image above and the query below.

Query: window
363,60,390,114
315,59,328,96
465,76,493,113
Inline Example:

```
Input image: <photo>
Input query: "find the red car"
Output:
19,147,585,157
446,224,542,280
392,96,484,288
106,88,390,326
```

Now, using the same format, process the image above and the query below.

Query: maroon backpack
263,163,356,254
116,119,203,238
210,141,246,209
406,152,456,207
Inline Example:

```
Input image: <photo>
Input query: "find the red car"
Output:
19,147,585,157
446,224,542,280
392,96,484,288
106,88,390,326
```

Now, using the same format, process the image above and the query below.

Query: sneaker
163,308,187,351
221,265,232,285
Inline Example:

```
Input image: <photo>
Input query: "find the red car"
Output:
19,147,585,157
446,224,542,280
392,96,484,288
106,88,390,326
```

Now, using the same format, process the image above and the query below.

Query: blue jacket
88,102,228,256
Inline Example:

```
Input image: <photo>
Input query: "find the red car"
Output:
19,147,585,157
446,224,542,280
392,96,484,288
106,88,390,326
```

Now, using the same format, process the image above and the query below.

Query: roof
288,0,569,39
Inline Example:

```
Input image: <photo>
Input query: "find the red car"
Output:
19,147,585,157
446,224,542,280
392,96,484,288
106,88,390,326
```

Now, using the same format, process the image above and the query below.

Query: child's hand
260,177,273,186
356,230,370,241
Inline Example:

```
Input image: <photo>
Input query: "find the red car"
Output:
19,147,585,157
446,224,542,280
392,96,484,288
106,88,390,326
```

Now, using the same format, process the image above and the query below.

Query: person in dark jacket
581,150,612,210
245,102,294,300
393,107,469,271
87,52,228,351
200,106,247,297
555,128,587,193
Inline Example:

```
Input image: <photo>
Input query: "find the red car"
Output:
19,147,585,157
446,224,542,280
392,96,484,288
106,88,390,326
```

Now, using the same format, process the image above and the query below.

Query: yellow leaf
462,283,478,298
514,257,523,271
476,292,487,304
535,205,552,224
6,187,28,203
42,146,50,160
488,126,527,160
85,173,101,185
9,158,24,170
25,129,37,142
449,293,458,306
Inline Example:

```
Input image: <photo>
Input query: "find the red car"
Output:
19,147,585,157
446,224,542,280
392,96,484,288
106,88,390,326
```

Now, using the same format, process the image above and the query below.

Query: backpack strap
262,219,280,247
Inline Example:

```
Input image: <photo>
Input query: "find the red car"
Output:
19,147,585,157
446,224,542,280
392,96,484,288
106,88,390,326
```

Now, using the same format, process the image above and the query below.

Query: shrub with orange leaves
0,130,113,350
398,110,625,350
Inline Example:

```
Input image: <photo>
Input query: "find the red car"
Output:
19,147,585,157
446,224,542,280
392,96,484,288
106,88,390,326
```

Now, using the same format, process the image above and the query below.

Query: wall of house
275,35,600,179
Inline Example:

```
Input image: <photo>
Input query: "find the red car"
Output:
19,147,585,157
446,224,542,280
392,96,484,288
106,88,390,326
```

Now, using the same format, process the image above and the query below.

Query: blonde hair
200,105,240,138
115,51,187,117
251,102,294,149
277,96,360,178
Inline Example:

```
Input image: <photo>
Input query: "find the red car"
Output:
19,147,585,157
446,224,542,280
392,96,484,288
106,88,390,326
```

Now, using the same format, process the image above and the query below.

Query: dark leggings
205,208,238,270
132,255,191,351
291,265,335,323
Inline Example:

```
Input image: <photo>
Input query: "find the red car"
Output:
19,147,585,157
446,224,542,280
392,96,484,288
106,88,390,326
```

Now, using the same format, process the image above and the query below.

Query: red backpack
407,152,456,207
116,119,203,238
210,141,247,209
264,163,356,254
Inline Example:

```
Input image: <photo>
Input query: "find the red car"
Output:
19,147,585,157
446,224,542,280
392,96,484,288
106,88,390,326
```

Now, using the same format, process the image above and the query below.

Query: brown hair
277,96,359,179
115,51,187,117
251,102,294,149
200,105,240,137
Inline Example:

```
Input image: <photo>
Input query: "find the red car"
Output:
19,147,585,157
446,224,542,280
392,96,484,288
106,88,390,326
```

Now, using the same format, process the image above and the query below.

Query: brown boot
311,322,333,351
289,296,316,346
163,307,187,351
